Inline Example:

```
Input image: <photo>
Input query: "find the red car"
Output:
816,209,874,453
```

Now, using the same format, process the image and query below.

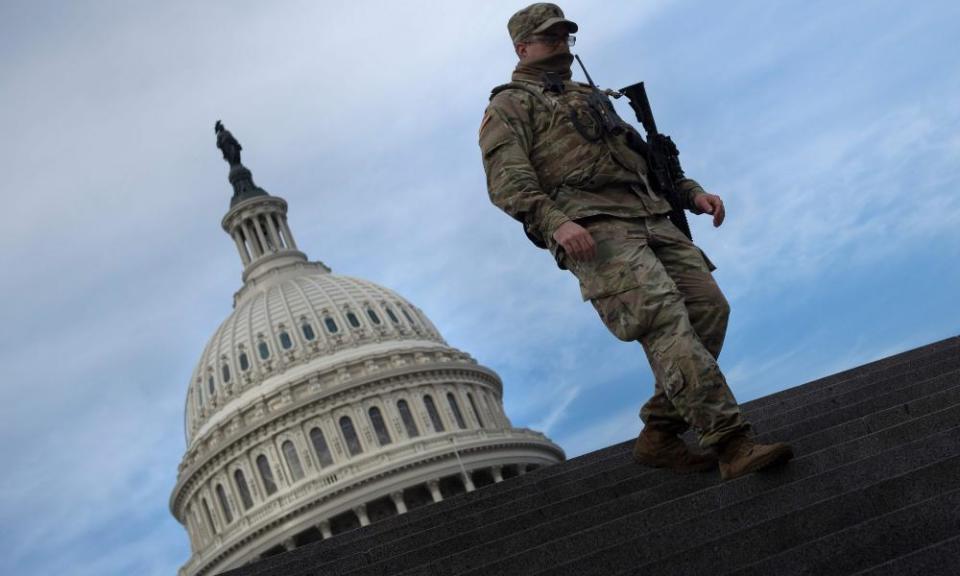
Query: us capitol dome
169,124,565,576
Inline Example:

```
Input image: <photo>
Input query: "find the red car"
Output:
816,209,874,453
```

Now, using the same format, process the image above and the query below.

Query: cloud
531,383,582,436
0,384,186,569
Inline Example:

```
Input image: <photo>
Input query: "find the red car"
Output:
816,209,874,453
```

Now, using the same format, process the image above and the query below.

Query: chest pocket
565,92,604,142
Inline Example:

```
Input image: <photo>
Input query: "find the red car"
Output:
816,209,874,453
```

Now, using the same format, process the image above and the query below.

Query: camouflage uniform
479,5,749,448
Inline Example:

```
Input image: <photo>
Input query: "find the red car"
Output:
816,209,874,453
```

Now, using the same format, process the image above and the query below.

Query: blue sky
1,1,958,574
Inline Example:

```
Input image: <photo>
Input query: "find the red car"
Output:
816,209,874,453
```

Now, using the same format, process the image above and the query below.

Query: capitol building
169,127,565,576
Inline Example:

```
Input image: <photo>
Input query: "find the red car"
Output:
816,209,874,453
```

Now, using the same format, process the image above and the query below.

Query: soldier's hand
553,221,597,262
694,193,725,227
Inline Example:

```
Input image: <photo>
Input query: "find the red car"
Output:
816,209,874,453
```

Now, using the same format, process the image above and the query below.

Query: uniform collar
512,52,574,84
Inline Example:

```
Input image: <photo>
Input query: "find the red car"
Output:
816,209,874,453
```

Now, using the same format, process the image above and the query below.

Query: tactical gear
480,55,707,254
633,428,718,473
716,432,794,481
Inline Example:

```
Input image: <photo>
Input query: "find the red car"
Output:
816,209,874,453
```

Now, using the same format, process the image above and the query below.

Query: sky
1,1,958,574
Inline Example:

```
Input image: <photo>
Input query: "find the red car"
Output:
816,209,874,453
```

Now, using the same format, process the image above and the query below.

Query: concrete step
528,428,960,576
747,352,960,426
249,366,959,576
752,366,960,443
722,489,960,576
851,534,960,576
377,400,960,576
345,381,960,576
742,336,959,414
618,460,960,576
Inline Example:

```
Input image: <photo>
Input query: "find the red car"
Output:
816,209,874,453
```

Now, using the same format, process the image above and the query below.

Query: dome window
346,312,361,328
309,427,334,467
397,399,419,438
282,440,305,481
221,364,230,383
301,322,316,341
339,416,363,456
448,392,467,429
234,469,254,510
239,352,249,371
279,330,293,350
385,306,400,324
208,375,216,396
215,483,233,524
368,407,392,446
202,498,217,534
367,308,382,325
256,455,277,495
423,395,445,432
400,306,416,325
468,393,485,428
483,393,498,423
324,317,339,334
258,341,270,360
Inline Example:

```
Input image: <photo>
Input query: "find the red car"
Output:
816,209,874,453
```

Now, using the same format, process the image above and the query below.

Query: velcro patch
479,112,493,137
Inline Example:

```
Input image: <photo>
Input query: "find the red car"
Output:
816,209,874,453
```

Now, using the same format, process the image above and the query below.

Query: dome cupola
215,120,310,285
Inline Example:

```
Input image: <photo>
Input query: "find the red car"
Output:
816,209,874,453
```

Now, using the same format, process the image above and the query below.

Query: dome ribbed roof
184,266,446,444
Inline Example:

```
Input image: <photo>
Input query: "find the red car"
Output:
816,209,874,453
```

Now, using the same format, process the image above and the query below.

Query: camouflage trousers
559,214,749,448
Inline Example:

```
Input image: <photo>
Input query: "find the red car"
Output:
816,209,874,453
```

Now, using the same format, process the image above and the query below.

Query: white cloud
531,383,582,436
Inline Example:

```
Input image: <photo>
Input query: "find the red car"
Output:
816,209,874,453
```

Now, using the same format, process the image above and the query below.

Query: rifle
619,81,693,240
572,55,693,240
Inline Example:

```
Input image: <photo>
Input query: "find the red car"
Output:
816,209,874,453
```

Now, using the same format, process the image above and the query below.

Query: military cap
508,3,578,44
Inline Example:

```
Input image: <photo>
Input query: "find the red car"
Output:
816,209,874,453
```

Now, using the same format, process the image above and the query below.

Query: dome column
242,220,262,258
354,505,370,527
390,491,408,515
492,465,504,483
252,218,270,255
232,232,251,265
316,520,332,539
427,479,443,503
265,215,283,249
279,215,297,249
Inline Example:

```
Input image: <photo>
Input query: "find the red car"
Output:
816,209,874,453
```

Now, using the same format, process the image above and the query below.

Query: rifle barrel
573,54,595,87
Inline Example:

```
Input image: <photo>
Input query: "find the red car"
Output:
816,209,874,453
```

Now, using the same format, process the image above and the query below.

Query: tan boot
717,433,794,481
632,428,718,473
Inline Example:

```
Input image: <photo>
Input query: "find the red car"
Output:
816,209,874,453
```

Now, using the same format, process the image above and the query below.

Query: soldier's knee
713,291,730,323
691,285,730,328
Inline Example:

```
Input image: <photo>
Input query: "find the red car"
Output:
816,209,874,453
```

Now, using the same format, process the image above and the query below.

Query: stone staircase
222,336,960,576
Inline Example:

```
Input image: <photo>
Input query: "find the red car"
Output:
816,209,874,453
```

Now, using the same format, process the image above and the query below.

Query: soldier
479,3,793,480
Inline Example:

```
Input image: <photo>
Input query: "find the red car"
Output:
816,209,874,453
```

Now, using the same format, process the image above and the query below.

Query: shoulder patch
479,111,493,137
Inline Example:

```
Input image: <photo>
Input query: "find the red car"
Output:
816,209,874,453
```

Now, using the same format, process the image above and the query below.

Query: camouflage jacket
479,62,706,250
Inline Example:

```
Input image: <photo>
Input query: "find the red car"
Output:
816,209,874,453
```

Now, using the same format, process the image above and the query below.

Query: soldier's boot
632,428,718,473
716,432,794,481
